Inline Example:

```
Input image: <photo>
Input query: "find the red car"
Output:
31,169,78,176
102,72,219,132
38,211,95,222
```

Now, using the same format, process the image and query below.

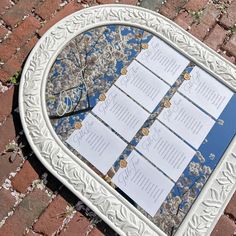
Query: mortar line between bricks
224,213,236,224
202,21,220,42
31,10,45,24
0,1,15,17
217,20,232,31
220,48,236,59
0,18,13,31
0,32,39,70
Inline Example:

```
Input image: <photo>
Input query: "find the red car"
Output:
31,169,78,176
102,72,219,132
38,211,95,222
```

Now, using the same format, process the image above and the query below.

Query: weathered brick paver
33,195,69,235
0,0,235,235
0,188,51,236
0,188,16,221
11,160,39,193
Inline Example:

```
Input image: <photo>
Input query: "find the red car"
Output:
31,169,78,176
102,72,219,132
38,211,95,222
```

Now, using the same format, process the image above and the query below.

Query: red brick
204,24,227,50
11,160,39,193
119,0,138,3
223,34,236,58
0,115,6,124
26,230,42,236
0,0,12,15
95,0,114,3
211,215,236,236
164,0,188,10
0,40,16,62
159,0,188,19
33,195,68,235
0,115,16,153
0,188,51,236
59,212,91,236
220,0,236,29
2,0,41,27
89,228,104,236
0,86,14,116
159,3,178,20
184,0,209,11
2,57,22,77
13,36,39,65
0,25,8,40
174,11,193,30
97,0,137,3
2,36,38,73
225,192,236,219
35,0,61,20
22,36,39,55
0,152,23,185
0,70,11,82
38,2,83,37
189,23,209,41
201,3,221,26
11,15,41,48
189,4,221,40
0,16,39,63
0,188,15,221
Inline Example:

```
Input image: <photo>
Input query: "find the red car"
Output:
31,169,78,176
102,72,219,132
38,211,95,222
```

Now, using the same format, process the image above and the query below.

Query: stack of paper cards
136,37,190,85
92,86,149,142
115,60,170,112
136,120,195,181
178,66,233,119
158,92,215,149
65,36,233,217
112,150,174,217
66,114,127,174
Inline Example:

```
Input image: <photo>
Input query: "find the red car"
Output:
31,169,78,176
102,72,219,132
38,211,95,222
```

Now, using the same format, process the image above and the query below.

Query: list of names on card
115,60,170,112
136,120,195,181
92,86,149,142
158,92,215,149
136,37,190,85
66,114,127,174
112,150,174,216
179,66,233,119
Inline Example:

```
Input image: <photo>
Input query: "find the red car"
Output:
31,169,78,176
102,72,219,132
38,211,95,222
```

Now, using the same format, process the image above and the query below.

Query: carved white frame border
19,5,236,236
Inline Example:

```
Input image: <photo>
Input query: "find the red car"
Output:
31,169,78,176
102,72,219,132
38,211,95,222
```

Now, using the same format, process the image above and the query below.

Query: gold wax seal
141,43,149,49
121,67,127,75
99,93,106,101
120,159,127,168
183,72,191,80
163,100,171,108
74,122,82,129
142,128,149,136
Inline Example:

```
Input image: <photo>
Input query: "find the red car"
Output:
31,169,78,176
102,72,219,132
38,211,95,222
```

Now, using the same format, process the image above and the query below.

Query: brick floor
0,0,235,235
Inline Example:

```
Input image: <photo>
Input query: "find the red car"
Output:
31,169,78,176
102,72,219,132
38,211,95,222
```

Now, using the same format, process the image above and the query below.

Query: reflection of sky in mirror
45,24,236,236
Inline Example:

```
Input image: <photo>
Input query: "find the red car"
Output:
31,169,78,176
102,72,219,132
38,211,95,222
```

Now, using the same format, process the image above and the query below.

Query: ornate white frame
19,5,236,236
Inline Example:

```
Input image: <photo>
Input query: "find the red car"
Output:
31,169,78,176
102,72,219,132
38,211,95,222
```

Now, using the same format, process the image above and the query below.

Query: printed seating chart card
44,24,236,235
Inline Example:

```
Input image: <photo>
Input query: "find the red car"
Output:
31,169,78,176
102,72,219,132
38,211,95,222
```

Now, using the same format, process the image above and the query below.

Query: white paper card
92,86,149,142
112,150,174,216
178,66,233,119
158,93,215,149
66,114,127,174
136,120,195,181
115,60,170,112
136,37,190,85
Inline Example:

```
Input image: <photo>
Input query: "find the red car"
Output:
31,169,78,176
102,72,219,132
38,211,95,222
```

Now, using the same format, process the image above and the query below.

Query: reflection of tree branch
170,171,205,236
52,84,83,95
49,106,94,120
49,27,144,120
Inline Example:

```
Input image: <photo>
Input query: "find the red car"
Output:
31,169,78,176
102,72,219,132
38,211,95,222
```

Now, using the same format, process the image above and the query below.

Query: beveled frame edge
18,4,236,236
